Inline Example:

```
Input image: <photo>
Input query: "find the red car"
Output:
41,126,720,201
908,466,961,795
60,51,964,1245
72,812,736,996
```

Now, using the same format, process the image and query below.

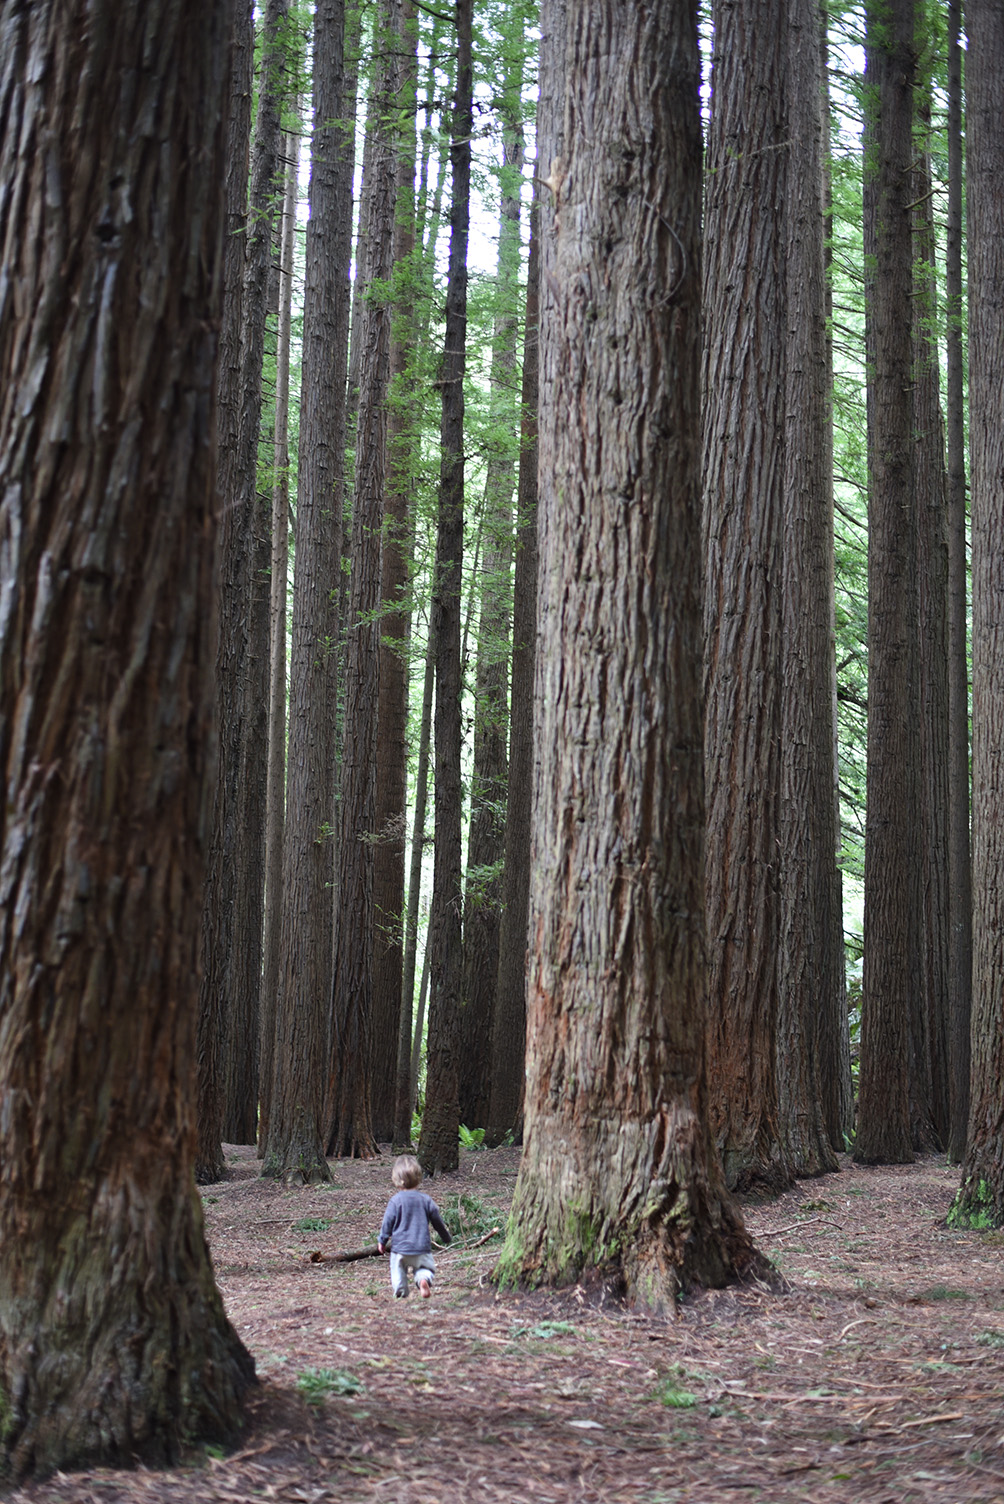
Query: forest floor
8,1147,1004,1504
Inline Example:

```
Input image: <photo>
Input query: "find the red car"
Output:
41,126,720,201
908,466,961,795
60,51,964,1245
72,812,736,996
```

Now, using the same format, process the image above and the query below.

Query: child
377,1155,451,1298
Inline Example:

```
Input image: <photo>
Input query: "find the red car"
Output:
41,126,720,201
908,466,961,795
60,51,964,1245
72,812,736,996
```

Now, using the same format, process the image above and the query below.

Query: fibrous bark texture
0,0,255,1475
264,0,353,1184
372,0,418,1146
459,79,523,1131
497,0,757,1310
328,0,403,1161
418,0,473,1176
912,116,951,1151
856,0,918,1166
776,0,841,1180
259,121,300,1155
486,195,539,1149
198,0,254,1185
225,0,291,1146
702,0,788,1191
951,0,1004,1227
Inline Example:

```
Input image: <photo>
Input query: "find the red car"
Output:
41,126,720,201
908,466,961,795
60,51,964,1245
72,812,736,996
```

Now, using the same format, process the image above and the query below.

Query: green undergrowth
947,1178,1001,1231
441,1193,501,1242
296,1368,363,1405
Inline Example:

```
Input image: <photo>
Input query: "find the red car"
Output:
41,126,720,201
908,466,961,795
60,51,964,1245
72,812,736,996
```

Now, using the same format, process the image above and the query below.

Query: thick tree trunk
225,0,291,1147
485,194,539,1150
951,0,1004,1228
855,0,918,1166
702,0,789,1191
945,0,972,1165
418,0,473,1177
197,0,254,1185
776,0,841,1182
497,0,757,1310
327,0,404,1161
372,0,419,1146
0,0,255,1475
264,0,354,1184
458,87,524,1131
912,116,951,1151
259,122,300,1156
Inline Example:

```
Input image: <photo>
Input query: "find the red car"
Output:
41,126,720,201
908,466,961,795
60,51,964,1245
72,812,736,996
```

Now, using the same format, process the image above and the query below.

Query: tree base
947,1175,1004,1230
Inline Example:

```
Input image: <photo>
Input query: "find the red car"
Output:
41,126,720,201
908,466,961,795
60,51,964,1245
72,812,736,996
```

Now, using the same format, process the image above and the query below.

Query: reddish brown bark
951,0,1004,1227
855,0,918,1166
702,0,789,1191
418,0,473,1177
372,0,418,1145
776,0,840,1181
327,0,403,1161
198,0,254,1185
264,0,354,1183
0,0,255,1474
485,195,539,1150
498,0,756,1309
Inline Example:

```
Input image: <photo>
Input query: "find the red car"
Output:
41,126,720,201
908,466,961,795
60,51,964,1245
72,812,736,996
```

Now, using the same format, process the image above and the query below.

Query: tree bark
458,77,524,1131
485,193,539,1150
776,0,841,1181
418,0,473,1177
945,0,972,1165
0,0,255,1475
496,0,758,1310
950,0,1004,1228
264,0,354,1184
225,0,291,1147
259,121,300,1156
702,0,789,1191
912,102,951,1151
372,0,419,1146
197,0,254,1185
855,0,918,1166
327,0,404,1161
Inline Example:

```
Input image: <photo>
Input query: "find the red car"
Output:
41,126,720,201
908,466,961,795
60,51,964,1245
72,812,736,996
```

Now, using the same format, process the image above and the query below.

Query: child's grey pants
390,1250,436,1296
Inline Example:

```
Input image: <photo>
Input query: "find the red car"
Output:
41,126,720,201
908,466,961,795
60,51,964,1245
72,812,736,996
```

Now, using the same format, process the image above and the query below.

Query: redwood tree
950,0,1004,1228
327,0,403,1160
418,0,474,1176
702,0,789,1190
855,0,919,1165
497,0,757,1309
0,0,254,1473
264,0,353,1183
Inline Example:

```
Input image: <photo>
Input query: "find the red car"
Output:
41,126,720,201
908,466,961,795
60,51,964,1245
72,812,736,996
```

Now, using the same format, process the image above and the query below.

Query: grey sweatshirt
378,1189,451,1254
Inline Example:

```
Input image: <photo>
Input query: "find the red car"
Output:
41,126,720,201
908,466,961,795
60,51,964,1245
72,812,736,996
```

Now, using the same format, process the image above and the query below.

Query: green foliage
293,1216,333,1232
947,1178,1000,1231
509,1320,576,1341
657,1384,699,1410
458,1124,486,1149
976,1329,1004,1348
296,1368,364,1405
441,1192,499,1241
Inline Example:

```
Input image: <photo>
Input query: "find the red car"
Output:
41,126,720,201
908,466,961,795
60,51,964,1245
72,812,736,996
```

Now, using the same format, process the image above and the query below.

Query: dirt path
9,1150,1004,1503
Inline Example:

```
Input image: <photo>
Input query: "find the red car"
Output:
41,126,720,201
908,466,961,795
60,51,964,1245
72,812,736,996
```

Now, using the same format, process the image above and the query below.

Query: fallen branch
306,1245,382,1264
873,1412,966,1434
302,1226,500,1266
759,1216,845,1238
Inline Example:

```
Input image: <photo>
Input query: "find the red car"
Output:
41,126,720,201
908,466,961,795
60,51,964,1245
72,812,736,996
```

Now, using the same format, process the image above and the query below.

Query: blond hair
392,1154,423,1189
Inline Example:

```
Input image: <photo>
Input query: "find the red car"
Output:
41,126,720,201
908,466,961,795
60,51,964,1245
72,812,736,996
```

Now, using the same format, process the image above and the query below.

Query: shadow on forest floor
8,1149,1004,1504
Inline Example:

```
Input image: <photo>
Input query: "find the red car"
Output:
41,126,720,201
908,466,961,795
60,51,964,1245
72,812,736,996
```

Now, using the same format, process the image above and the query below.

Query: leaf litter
7,1150,1004,1504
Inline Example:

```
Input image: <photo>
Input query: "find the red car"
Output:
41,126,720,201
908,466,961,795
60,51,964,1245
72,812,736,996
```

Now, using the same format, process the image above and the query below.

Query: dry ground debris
7,1150,1004,1504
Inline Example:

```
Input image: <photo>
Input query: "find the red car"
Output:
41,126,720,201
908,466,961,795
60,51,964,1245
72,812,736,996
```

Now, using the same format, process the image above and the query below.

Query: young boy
377,1155,451,1298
